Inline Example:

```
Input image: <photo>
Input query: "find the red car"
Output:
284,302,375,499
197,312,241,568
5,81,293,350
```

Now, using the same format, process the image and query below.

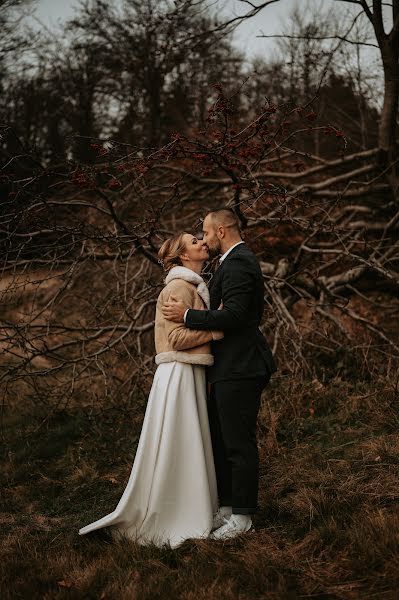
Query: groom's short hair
207,208,241,233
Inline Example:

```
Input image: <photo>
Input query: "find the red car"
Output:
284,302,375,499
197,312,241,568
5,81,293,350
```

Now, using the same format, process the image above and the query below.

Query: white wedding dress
79,310,218,548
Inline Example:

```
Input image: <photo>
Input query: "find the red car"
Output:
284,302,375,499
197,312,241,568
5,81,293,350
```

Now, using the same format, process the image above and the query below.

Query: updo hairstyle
158,232,188,272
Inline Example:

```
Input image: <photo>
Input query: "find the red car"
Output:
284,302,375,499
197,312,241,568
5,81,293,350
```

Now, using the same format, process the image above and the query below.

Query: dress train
79,362,218,548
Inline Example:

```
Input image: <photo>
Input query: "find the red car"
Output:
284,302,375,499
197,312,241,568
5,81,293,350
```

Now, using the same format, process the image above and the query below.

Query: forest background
1,0,399,598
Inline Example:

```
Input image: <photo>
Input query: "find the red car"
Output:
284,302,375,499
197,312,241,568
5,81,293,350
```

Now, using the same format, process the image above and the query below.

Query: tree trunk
148,69,162,147
379,47,399,153
378,39,399,198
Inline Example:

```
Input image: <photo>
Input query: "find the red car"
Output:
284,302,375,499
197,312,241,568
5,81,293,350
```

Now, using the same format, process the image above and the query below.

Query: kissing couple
79,208,277,548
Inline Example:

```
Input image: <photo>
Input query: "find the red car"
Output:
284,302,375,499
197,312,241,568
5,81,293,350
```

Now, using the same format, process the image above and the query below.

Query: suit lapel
209,264,222,291
208,243,247,292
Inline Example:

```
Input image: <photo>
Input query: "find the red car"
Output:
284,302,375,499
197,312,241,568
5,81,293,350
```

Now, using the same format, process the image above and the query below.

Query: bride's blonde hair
158,232,188,272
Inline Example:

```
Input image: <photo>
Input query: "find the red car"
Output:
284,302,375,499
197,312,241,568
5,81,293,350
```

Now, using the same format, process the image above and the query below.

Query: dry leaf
103,475,119,484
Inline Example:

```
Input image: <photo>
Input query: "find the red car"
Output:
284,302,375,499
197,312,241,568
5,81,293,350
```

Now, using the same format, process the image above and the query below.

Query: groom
162,208,276,540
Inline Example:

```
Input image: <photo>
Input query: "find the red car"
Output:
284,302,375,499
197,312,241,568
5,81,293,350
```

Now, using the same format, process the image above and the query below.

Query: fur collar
165,266,210,308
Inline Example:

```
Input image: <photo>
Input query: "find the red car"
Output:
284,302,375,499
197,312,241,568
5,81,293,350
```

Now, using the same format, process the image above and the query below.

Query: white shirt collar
219,240,245,263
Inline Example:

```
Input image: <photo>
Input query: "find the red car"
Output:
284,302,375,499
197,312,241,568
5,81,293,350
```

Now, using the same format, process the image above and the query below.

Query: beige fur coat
154,266,223,366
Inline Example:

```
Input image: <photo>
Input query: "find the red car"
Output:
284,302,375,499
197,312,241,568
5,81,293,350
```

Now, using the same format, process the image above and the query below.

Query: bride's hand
218,301,223,310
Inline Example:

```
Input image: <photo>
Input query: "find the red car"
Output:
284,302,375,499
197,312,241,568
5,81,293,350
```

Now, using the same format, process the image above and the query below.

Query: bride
79,232,223,548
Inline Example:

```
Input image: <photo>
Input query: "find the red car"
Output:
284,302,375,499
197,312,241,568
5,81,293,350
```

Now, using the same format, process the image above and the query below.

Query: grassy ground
1,375,399,600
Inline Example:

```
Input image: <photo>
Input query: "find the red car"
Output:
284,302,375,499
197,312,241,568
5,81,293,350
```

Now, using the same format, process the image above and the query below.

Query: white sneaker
210,514,255,540
211,507,232,531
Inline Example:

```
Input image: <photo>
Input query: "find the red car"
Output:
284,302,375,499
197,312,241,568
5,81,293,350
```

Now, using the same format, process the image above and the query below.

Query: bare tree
64,0,243,148
231,0,399,193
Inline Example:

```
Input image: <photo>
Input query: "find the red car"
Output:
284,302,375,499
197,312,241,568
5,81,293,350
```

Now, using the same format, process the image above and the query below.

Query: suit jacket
185,243,277,383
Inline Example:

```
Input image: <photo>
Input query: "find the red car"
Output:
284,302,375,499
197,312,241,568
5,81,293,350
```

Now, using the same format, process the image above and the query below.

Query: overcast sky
28,0,374,62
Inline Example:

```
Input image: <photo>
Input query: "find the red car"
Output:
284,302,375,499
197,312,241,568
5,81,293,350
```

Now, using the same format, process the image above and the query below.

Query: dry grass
1,375,399,600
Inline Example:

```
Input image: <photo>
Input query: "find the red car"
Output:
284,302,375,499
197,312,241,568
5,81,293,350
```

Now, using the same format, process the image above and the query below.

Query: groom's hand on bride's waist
162,296,188,323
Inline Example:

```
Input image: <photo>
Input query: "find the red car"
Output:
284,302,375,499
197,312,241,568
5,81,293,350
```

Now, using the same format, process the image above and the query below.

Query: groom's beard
206,242,221,259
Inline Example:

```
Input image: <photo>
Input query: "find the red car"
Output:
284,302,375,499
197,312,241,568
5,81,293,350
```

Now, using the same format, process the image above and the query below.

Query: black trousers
207,376,268,515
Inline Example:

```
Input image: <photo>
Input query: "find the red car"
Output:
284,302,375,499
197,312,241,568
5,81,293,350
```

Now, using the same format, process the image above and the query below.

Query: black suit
186,242,277,514
186,242,276,384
